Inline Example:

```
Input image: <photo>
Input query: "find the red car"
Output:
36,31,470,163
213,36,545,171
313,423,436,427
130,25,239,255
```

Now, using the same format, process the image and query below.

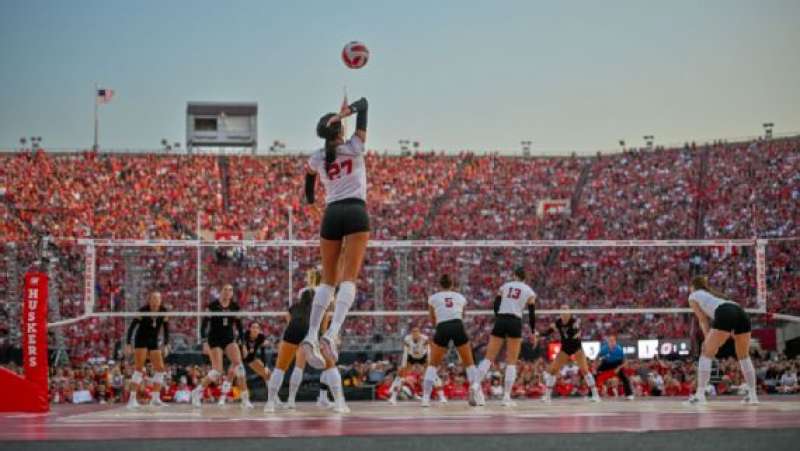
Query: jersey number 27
327,159,353,180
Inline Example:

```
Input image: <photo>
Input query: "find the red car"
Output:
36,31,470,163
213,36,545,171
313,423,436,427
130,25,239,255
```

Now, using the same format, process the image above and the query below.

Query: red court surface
2,396,800,441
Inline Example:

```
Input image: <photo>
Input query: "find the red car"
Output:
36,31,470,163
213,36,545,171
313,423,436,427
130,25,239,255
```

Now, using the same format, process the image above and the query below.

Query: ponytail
691,275,728,299
324,139,337,172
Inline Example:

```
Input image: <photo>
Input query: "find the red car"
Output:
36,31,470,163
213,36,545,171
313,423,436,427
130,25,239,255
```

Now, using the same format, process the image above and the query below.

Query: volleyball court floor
2,396,800,450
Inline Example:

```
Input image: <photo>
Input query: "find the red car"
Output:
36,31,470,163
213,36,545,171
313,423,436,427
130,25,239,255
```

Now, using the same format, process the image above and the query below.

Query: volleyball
342,41,369,69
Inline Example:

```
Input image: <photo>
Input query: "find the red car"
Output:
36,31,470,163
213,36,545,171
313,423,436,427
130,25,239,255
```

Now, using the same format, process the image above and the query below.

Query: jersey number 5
326,159,353,180
444,298,454,308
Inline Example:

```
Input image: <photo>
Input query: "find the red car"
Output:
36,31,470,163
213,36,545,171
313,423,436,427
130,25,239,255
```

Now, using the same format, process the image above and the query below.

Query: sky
0,0,798,155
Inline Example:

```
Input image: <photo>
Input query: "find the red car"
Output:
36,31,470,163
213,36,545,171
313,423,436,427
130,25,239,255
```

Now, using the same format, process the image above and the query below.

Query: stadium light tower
521,140,532,157
398,139,410,153
762,122,774,140
643,135,654,150
618,139,626,151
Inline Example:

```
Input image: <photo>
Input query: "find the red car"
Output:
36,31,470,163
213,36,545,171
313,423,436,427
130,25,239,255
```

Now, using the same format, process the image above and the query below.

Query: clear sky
1,0,798,155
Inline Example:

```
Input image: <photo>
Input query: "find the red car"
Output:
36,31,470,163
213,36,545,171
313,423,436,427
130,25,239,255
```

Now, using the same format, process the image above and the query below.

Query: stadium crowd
0,136,798,365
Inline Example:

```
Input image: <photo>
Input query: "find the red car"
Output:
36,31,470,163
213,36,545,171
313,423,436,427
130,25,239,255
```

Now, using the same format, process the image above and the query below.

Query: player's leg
456,341,483,406
321,232,369,362
422,344,446,406
127,348,148,408
287,347,307,408
193,347,224,407
265,341,297,412
734,332,758,404
543,351,569,403
224,342,251,408
688,329,731,404
502,338,522,406
477,335,503,382
301,240,340,368
148,349,167,406
576,350,600,402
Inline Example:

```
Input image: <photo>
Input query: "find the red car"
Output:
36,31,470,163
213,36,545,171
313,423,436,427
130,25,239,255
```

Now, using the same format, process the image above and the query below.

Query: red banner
23,272,49,407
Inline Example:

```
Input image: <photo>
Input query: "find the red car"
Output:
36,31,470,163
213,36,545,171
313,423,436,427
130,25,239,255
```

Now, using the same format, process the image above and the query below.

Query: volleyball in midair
342,41,369,69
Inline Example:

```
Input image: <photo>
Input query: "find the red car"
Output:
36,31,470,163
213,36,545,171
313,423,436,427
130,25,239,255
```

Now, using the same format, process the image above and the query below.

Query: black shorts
282,319,309,345
560,340,582,356
208,334,235,350
491,314,523,339
433,319,470,348
320,198,370,240
134,334,159,351
712,303,751,335
407,354,428,366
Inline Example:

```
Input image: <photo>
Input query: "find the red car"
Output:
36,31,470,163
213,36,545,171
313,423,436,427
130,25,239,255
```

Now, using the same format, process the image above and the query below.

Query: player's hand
326,114,342,127
339,103,351,117
124,344,132,357
202,342,210,355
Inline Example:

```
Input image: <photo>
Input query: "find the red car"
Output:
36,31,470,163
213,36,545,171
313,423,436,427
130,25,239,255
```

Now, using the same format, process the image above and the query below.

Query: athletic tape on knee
207,369,221,383
153,372,165,386
424,366,438,383
313,284,335,309
131,370,143,385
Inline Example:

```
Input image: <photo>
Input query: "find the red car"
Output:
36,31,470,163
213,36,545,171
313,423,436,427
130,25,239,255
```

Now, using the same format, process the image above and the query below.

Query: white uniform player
428,291,467,324
307,135,367,204
688,289,734,318
497,281,537,318
388,327,448,404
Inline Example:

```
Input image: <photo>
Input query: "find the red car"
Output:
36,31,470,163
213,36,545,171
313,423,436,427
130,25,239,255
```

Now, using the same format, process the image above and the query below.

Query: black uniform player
125,291,169,408
541,305,600,403
191,284,252,408
241,322,270,393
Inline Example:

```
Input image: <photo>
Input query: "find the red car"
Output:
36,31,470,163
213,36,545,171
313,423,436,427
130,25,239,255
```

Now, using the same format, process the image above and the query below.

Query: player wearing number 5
424,274,483,407
300,96,370,410
475,267,537,406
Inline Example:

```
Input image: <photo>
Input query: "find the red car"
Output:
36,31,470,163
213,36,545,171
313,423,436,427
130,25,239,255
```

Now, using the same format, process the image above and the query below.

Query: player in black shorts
241,321,270,397
686,275,758,405
540,305,600,403
191,284,251,408
125,291,169,408
300,96,370,381
265,269,339,412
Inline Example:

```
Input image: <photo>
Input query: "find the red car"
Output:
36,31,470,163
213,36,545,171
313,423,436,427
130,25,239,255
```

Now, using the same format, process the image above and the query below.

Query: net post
756,239,767,312
196,240,202,342
288,206,294,308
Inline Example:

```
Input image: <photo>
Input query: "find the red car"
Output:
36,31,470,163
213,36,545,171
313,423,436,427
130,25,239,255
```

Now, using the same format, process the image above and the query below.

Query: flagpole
93,83,99,151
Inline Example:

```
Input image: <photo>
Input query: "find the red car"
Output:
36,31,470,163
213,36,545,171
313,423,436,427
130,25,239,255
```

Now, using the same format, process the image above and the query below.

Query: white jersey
307,134,367,204
403,334,429,359
497,281,536,318
428,291,467,325
689,289,734,318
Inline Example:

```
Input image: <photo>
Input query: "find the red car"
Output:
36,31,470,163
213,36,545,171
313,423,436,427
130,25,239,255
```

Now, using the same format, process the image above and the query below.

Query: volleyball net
41,237,800,333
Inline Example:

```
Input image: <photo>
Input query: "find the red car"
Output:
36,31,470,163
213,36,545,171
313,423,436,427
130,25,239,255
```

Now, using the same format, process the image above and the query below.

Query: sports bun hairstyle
439,274,453,289
317,113,342,171
513,266,526,281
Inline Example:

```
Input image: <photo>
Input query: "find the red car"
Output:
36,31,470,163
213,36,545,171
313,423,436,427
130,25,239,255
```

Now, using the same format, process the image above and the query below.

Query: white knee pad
335,281,357,309
314,284,335,309
207,369,221,383
131,370,143,385
235,363,246,378
153,372,166,386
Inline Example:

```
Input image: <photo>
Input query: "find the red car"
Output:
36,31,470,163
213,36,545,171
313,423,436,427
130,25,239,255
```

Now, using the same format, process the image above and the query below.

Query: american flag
96,88,114,104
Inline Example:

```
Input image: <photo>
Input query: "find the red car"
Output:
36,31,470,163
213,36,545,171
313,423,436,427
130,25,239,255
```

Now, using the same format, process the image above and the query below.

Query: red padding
0,367,49,412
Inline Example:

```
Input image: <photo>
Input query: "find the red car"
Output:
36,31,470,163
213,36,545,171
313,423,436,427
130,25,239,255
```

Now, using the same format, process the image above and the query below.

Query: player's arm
526,294,536,331
689,300,710,336
305,169,316,204
336,97,368,143
570,318,581,339
541,323,557,337
200,314,210,343
493,291,501,316
126,318,140,346
428,304,437,325
161,317,170,348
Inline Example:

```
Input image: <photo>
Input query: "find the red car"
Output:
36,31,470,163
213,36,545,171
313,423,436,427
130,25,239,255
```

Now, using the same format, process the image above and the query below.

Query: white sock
466,365,478,386
151,390,161,402
267,368,285,403
477,359,492,381
241,390,250,402
306,284,334,339
390,376,402,397
423,366,437,400
322,368,344,404
739,358,757,397
696,356,712,397
544,371,555,397
326,281,356,339
585,372,599,396
504,365,517,397
221,380,232,396
288,368,304,402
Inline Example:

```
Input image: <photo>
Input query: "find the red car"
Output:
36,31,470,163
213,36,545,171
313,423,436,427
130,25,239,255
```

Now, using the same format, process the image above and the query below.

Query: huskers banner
23,272,49,404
